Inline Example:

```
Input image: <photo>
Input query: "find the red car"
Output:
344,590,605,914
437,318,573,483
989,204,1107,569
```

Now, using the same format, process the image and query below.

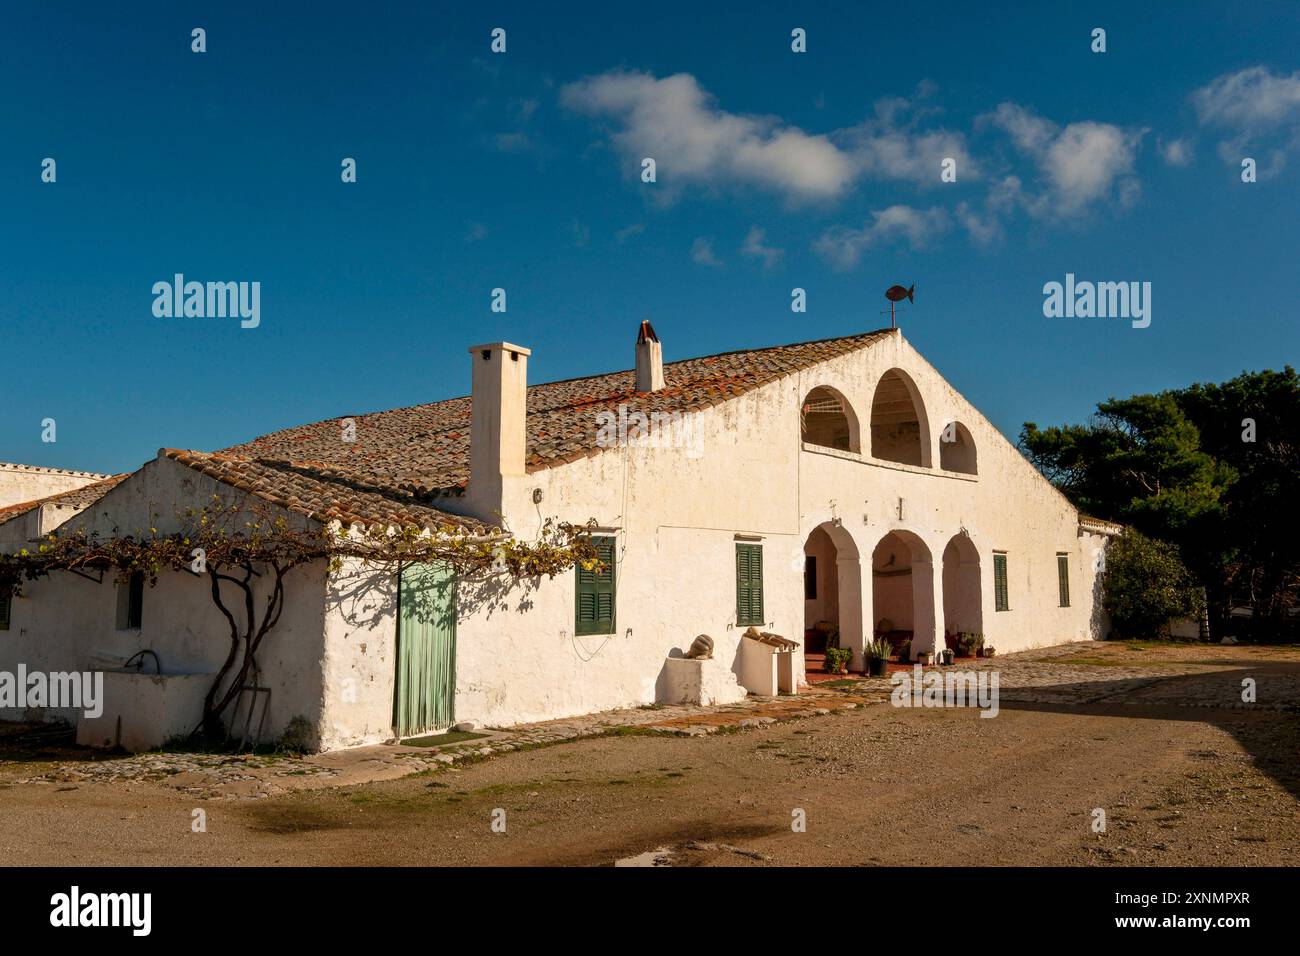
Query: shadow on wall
1089,565,1109,640
326,562,553,630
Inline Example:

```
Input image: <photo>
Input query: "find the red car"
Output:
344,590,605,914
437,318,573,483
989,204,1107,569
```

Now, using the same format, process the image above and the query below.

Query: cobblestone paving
9,641,1296,800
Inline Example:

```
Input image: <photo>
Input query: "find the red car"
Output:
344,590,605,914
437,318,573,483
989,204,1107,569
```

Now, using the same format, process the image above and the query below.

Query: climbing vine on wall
0,497,602,740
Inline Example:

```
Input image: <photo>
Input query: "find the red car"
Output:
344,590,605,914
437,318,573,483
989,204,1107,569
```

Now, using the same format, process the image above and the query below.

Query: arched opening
802,522,863,678
870,369,930,467
872,530,937,661
940,421,978,475
942,534,983,653
801,386,860,452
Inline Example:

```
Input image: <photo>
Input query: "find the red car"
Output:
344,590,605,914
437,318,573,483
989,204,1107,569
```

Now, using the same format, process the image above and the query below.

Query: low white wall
0,455,331,749
76,672,212,751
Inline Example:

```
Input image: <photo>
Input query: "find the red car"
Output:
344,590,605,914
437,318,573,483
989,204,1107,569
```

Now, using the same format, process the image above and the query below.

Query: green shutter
994,553,1009,612
736,544,764,626
575,536,616,636
1057,554,1070,607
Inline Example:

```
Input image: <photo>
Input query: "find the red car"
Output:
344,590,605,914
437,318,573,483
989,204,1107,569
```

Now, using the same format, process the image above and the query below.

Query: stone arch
939,420,978,475
800,385,861,453
870,369,932,467
942,532,983,644
871,529,938,658
802,521,865,673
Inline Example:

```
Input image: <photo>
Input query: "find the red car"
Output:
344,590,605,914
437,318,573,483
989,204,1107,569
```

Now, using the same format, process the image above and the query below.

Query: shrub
1103,530,1205,639
824,647,853,673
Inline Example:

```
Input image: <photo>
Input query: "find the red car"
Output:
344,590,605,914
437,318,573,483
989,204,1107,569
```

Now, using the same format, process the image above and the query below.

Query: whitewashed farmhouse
0,326,1116,751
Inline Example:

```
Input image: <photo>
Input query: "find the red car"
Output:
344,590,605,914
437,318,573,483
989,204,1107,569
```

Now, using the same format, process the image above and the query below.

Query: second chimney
468,341,530,511
635,320,664,392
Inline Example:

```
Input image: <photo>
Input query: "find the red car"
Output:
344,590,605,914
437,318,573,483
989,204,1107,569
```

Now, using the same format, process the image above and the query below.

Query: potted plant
957,632,983,658
939,648,954,665
897,639,911,663
980,645,996,658
824,647,852,675
865,637,891,677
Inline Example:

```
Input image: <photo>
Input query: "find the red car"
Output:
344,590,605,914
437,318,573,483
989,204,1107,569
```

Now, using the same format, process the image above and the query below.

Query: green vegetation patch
399,730,489,748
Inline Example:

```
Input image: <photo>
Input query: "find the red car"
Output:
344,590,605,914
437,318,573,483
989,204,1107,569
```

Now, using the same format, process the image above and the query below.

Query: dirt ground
1,641,1297,866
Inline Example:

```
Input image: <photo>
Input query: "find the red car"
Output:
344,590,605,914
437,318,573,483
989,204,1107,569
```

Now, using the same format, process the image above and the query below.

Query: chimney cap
636,320,659,344
467,341,532,357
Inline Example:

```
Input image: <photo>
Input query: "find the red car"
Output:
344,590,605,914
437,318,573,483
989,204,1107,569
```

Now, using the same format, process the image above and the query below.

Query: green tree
1175,367,1300,632
1020,367,1299,639
1020,393,1228,546
1102,530,1205,639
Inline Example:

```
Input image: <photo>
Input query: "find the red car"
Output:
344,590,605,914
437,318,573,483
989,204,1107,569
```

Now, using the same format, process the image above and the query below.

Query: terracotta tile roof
179,329,893,530
160,450,489,534
1078,514,1125,534
0,474,129,526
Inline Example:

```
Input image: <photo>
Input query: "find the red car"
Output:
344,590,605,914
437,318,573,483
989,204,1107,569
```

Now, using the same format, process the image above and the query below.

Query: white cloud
740,226,783,270
814,206,949,270
955,201,1001,246
616,223,646,243
1193,66,1300,130
985,103,1146,217
837,89,976,185
1160,138,1193,166
1192,66,1300,176
561,71,855,200
691,237,722,266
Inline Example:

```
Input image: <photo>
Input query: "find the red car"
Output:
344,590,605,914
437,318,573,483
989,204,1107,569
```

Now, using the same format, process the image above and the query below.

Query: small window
1057,553,1070,608
736,544,765,626
993,553,1009,612
575,536,616,636
0,585,11,631
116,571,144,631
804,555,817,600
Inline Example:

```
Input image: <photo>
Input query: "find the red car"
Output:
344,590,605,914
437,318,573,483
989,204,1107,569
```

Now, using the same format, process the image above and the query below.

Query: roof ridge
210,326,899,505
0,473,130,525
526,327,896,392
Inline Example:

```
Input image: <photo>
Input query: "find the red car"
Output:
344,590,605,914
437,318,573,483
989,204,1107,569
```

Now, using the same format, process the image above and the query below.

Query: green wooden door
395,561,457,737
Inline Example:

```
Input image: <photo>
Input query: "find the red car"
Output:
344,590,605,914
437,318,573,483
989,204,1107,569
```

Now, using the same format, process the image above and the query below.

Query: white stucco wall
0,463,110,510
319,557,400,750
2,330,1114,751
446,329,1110,729
0,455,330,748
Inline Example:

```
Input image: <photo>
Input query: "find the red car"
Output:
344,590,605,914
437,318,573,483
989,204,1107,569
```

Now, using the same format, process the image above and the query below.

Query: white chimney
635,320,664,392
468,341,530,511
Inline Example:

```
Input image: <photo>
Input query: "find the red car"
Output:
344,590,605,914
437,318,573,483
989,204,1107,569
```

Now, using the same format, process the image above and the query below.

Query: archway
802,522,864,678
870,369,931,467
871,530,937,660
801,385,860,452
942,534,983,651
940,421,978,475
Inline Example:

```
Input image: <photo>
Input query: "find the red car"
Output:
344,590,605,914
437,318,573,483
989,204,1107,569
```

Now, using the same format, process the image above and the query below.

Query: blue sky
2,1,1298,474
